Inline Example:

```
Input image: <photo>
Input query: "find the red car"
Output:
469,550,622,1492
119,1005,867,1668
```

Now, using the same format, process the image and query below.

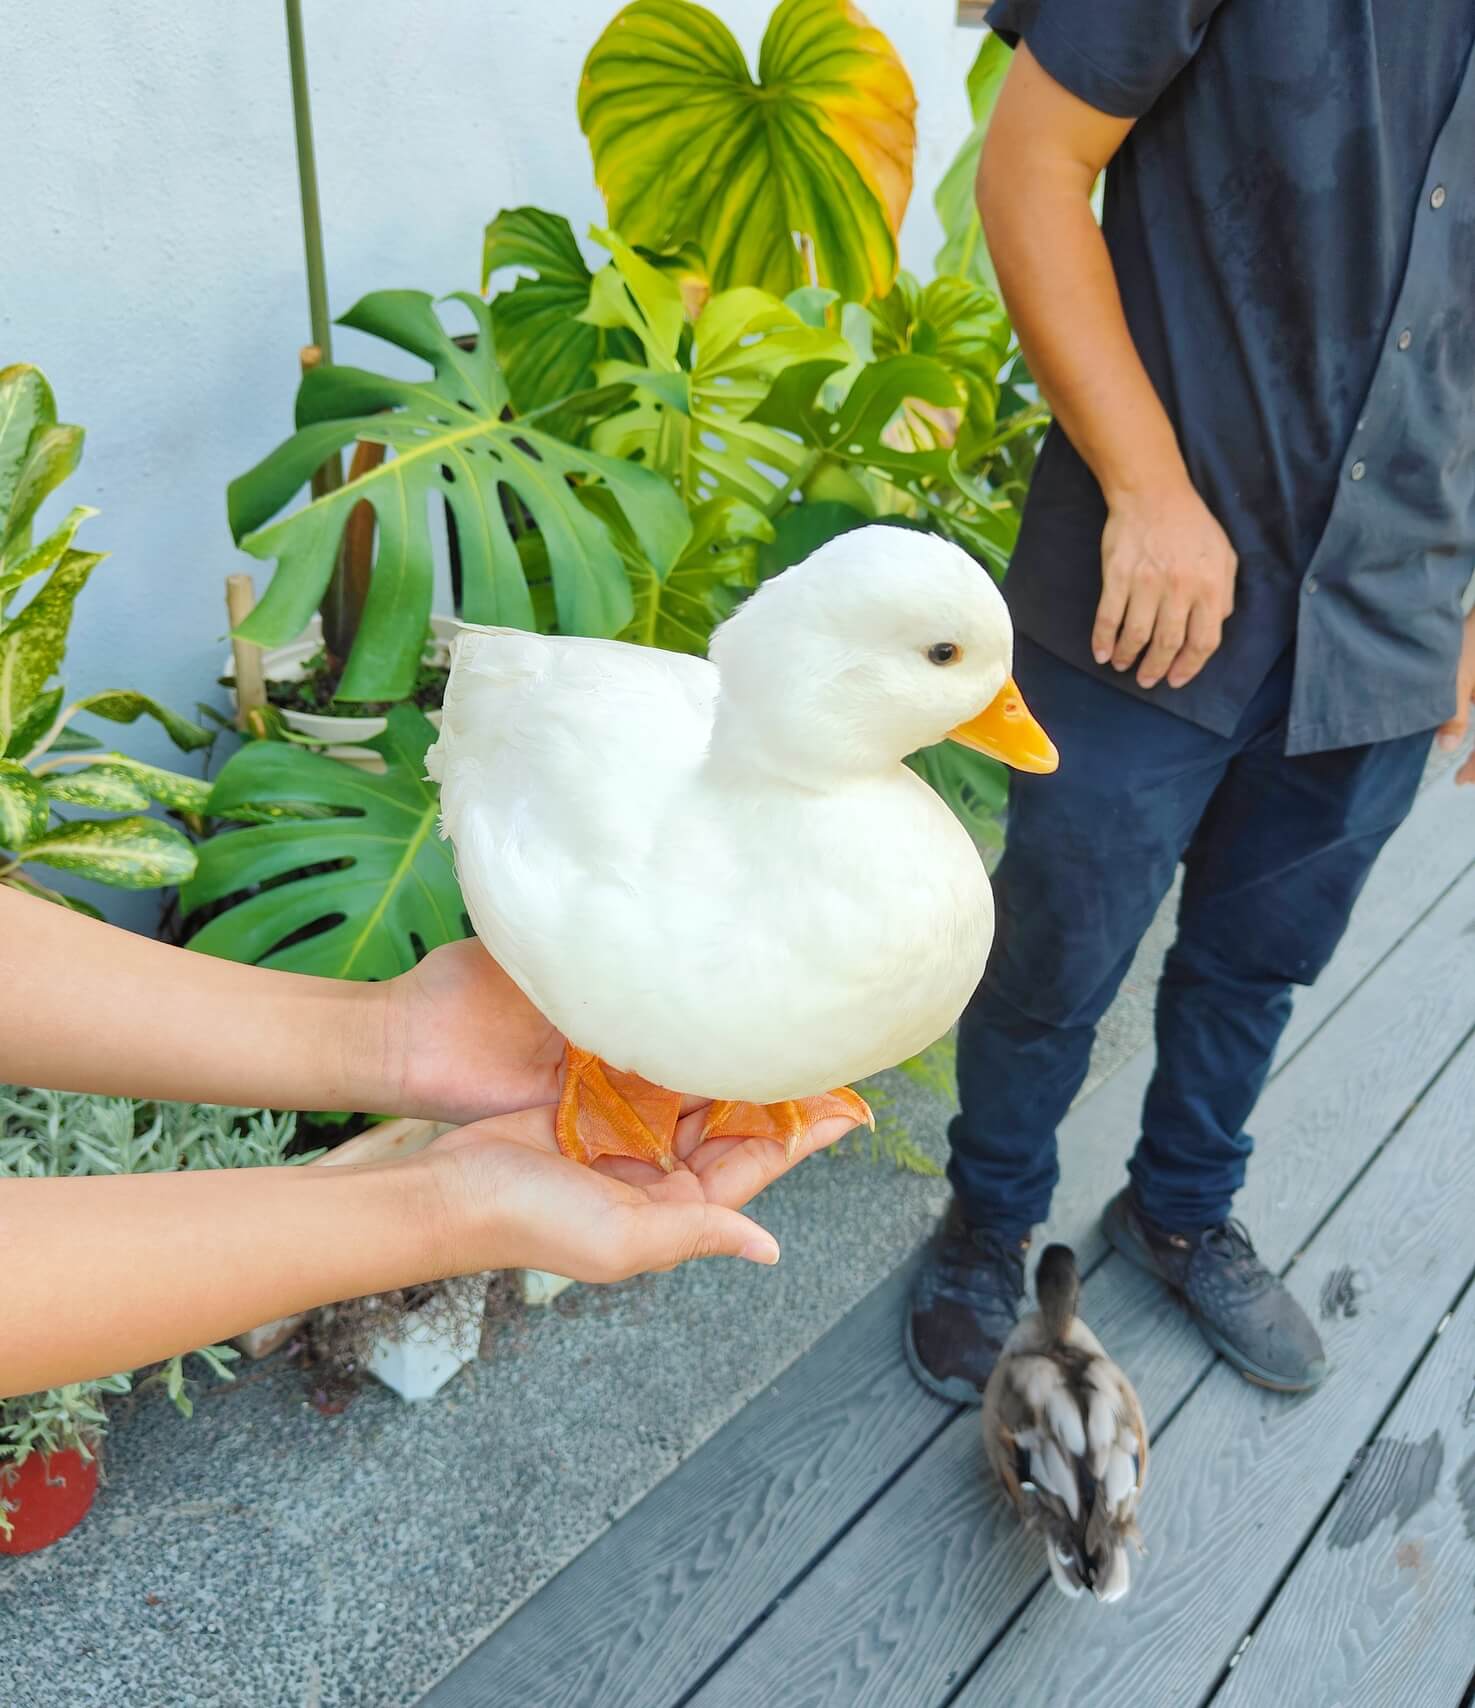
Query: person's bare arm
978,43,1236,690
0,1102,810,1396
0,886,563,1123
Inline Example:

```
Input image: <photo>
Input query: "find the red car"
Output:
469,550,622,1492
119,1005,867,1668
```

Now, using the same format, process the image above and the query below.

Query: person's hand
1436,611,1475,785
382,938,566,1123
414,1097,863,1283
1094,481,1238,690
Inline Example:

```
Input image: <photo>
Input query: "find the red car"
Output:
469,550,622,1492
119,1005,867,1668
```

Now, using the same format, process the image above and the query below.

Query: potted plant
0,365,212,913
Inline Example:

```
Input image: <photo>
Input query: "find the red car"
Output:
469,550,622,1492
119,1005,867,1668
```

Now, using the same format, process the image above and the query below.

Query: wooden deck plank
1212,1284,1475,1707
691,864,1475,1708
957,1029,1475,1708
421,778,1471,1708
1215,1291,1475,1708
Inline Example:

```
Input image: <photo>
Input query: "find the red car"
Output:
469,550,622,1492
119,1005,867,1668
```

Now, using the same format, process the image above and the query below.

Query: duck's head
708,525,1058,784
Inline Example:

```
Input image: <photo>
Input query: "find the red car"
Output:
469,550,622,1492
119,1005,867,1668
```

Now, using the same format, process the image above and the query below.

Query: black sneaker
904,1201,1029,1404
1102,1189,1328,1393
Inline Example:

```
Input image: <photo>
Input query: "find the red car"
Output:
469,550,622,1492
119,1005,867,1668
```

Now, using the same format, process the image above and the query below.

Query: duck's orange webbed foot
555,1045,682,1172
699,1087,875,1161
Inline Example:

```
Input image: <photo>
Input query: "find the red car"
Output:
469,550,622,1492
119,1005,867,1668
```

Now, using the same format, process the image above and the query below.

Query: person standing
907,1,1475,1400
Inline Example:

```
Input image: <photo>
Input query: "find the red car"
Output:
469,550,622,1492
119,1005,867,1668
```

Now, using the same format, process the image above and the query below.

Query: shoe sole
901,1311,989,1407
1102,1200,1328,1395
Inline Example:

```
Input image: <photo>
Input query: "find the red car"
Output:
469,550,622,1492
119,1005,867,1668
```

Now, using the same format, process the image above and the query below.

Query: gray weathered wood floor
423,773,1475,1708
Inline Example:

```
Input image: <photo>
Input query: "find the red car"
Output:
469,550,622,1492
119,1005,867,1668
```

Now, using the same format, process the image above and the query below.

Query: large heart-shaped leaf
18,815,197,889
0,365,85,569
228,290,690,699
579,0,915,302
933,34,1011,295
588,233,850,512
183,707,467,978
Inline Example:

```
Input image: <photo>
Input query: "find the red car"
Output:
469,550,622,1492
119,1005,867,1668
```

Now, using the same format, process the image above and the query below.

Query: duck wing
426,625,717,1014
982,1316,1148,1603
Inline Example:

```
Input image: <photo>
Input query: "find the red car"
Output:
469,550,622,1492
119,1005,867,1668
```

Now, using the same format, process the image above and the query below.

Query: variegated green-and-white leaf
19,815,197,889
0,760,48,849
0,549,104,754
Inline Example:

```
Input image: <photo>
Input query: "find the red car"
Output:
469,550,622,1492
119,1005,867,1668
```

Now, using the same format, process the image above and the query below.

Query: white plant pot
225,612,457,767
365,1274,486,1402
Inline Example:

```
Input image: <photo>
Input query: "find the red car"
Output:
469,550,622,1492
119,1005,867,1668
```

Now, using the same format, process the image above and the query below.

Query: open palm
424,1098,858,1283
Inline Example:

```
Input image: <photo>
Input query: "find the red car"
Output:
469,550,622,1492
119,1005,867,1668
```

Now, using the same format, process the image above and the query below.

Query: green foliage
0,367,210,911
579,0,916,302
0,1084,311,1501
229,291,690,701
587,229,851,511
184,707,467,978
933,33,1011,295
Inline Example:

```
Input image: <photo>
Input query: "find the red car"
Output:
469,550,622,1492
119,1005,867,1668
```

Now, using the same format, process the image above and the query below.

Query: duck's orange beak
948,676,1058,774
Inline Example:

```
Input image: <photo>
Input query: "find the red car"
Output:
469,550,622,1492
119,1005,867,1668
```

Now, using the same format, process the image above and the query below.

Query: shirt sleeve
984,0,1227,119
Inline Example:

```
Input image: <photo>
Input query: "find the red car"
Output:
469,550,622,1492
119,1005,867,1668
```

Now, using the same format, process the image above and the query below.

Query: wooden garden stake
226,574,267,731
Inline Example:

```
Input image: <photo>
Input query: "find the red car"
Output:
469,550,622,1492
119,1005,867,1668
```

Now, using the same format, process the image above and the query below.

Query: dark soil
260,650,449,716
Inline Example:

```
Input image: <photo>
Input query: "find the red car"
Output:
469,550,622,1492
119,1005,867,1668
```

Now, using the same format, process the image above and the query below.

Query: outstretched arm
0,886,561,1122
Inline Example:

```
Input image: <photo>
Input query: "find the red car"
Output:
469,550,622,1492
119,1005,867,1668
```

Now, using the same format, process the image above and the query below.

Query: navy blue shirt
987,1,1475,753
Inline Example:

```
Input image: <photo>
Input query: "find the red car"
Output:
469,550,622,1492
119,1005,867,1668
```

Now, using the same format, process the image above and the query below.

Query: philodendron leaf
184,706,467,979
933,33,1011,296
0,760,48,848
228,290,690,699
580,0,916,301
67,691,212,753
0,364,85,564
19,815,197,889
0,549,105,754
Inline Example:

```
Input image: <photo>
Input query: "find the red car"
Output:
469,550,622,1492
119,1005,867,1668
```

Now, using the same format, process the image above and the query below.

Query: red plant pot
0,1449,99,1554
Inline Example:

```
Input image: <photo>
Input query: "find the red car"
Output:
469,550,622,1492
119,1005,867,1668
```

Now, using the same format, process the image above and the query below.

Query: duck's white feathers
982,1269,1148,1604
426,623,993,1101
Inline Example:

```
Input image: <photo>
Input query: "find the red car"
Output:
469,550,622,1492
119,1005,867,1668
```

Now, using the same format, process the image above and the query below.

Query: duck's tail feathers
1035,1243,1080,1344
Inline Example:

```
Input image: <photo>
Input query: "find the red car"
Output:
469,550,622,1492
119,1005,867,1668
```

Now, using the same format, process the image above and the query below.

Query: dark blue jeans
949,637,1430,1236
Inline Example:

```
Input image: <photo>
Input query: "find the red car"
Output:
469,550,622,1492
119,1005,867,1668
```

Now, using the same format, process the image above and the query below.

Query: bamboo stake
226,574,267,731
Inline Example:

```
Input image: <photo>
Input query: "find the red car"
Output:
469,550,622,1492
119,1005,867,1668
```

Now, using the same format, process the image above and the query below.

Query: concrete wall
3,2,982,921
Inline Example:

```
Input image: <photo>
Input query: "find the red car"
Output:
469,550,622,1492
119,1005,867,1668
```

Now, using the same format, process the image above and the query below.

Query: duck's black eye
927,642,962,666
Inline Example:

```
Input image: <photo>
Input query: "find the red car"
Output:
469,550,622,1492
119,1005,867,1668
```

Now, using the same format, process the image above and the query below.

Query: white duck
426,525,1056,1169
982,1245,1148,1602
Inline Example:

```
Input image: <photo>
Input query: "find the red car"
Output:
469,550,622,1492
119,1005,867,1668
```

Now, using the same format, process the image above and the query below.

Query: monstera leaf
579,0,915,302
587,232,850,512
934,33,1011,295
868,272,1011,450
183,708,466,978
482,207,620,418
227,290,690,700
593,491,773,654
